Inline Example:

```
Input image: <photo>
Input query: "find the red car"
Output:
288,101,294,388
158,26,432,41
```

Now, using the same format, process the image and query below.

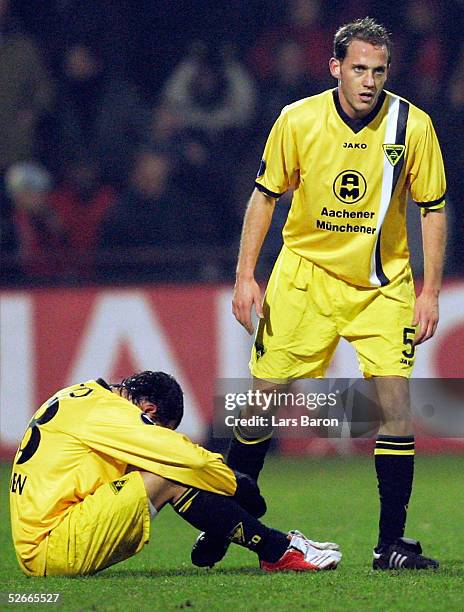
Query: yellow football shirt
9,379,236,576
255,89,446,287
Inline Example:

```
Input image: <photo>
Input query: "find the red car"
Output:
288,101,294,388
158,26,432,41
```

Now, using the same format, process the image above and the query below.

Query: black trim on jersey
96,378,112,391
375,98,409,287
414,193,446,208
374,228,389,286
391,100,409,196
254,182,284,199
332,89,386,134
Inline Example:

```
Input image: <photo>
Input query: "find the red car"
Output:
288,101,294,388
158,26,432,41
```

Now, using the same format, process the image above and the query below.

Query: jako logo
343,142,367,149
333,170,367,204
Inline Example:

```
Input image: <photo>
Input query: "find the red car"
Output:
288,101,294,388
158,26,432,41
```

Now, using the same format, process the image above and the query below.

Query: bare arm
413,207,447,345
232,188,276,334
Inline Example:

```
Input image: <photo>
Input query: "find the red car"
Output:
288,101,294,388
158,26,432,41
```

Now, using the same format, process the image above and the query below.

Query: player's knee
139,470,186,510
379,420,413,436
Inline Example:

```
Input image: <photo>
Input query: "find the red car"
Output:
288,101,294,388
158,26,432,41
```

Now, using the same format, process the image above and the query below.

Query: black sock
172,487,288,562
227,428,272,481
374,435,415,550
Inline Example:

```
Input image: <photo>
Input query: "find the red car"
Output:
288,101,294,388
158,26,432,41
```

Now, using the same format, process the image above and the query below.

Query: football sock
172,487,288,562
227,427,272,481
374,435,415,550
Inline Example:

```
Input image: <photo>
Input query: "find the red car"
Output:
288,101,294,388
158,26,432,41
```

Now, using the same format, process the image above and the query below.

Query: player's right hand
232,277,263,335
233,471,267,517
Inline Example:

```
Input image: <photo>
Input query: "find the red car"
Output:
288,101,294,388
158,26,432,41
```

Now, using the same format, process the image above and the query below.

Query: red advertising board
1,282,463,457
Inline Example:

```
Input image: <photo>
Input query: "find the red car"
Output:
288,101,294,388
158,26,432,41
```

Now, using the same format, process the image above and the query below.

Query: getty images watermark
212,378,464,439
223,388,340,429
213,379,346,439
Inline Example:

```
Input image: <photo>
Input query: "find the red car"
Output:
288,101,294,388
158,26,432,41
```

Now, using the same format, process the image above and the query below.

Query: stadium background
1,0,463,457
1,4,464,610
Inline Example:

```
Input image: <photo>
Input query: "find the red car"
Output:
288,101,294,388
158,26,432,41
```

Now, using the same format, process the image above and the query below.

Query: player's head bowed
334,17,392,66
114,370,184,429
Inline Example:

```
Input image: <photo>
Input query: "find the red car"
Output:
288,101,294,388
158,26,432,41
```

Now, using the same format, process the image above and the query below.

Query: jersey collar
96,378,112,391
332,89,386,134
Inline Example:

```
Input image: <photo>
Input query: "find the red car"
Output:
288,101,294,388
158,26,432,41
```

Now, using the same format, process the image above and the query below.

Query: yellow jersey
255,88,446,287
9,379,236,576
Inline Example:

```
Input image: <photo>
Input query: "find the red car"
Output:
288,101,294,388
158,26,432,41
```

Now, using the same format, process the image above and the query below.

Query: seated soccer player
9,371,342,576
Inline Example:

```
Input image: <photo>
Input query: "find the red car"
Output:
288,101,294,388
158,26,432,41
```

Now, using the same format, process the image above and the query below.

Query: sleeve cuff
421,201,446,215
254,182,284,199
414,193,446,208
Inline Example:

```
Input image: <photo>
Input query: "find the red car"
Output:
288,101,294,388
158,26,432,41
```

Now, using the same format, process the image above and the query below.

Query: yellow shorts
45,471,150,576
250,246,416,380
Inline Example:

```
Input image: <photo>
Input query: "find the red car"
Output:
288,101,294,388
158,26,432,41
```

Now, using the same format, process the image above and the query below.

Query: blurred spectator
100,149,189,248
162,41,256,139
162,41,257,243
392,0,446,112
256,40,323,135
145,101,231,243
49,156,116,275
147,102,186,153
0,0,462,287
247,0,333,86
436,65,464,274
99,148,217,282
146,102,210,197
5,161,67,280
0,0,53,171
0,185,16,256
50,43,149,187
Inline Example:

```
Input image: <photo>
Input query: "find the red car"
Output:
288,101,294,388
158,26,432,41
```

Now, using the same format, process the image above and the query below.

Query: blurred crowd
0,0,462,286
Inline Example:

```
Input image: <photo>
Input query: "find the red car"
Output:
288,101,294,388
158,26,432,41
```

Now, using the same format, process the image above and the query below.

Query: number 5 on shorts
402,327,416,359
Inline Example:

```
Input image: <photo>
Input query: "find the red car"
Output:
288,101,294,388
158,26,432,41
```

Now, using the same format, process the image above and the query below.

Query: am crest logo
333,170,367,204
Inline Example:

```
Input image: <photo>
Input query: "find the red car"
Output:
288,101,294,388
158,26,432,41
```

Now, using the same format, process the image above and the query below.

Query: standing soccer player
195,17,446,570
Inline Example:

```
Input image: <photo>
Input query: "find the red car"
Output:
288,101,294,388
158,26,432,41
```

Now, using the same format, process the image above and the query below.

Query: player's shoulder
51,379,121,420
56,378,112,398
384,90,433,126
280,89,333,125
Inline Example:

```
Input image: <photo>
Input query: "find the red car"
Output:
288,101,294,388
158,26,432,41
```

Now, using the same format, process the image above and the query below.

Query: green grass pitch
1,455,463,611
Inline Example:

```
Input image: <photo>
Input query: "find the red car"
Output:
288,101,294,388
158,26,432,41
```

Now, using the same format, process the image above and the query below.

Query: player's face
329,40,389,119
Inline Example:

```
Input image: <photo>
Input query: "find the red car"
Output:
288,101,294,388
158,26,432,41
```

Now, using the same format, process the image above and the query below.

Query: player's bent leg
140,470,186,512
191,471,267,568
46,471,198,576
46,471,152,576
202,379,280,569
172,487,342,571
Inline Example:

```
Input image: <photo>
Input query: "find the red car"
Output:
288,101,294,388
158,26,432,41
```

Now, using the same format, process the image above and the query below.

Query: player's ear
140,400,158,418
329,57,341,80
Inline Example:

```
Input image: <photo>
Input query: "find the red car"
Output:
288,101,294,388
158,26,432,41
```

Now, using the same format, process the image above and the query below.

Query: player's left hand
412,290,439,345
